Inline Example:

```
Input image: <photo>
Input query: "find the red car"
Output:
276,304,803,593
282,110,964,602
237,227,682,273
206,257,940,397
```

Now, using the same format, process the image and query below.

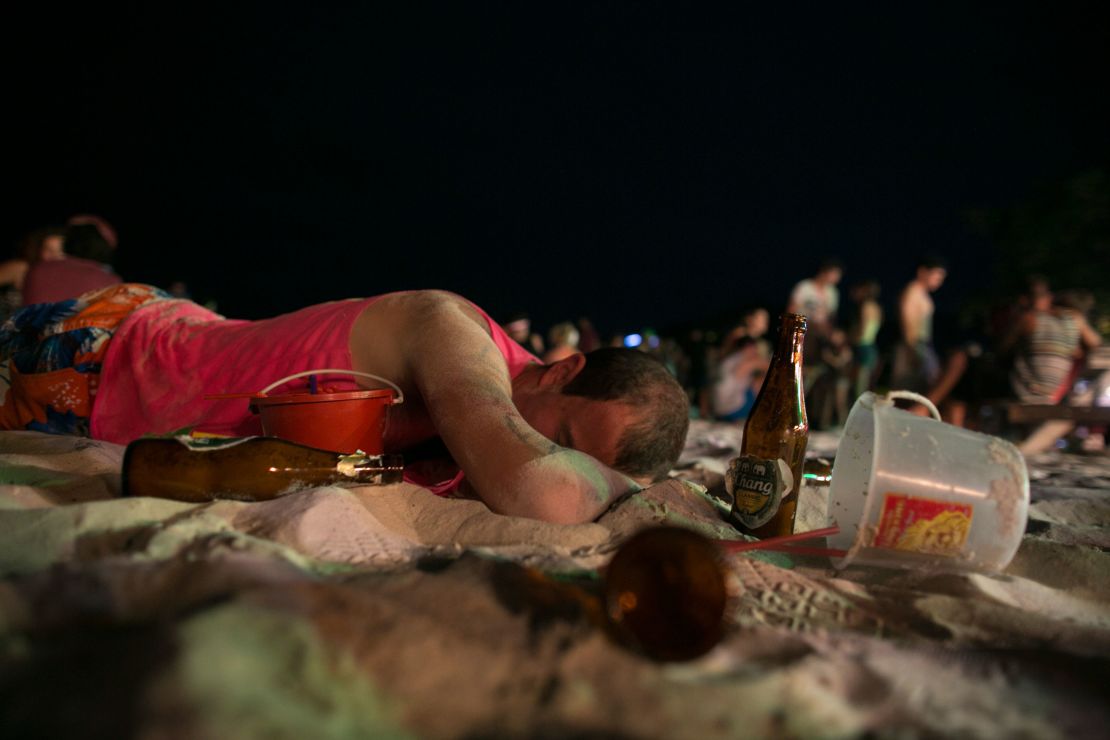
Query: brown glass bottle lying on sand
122,436,404,502
602,526,730,661
727,313,809,538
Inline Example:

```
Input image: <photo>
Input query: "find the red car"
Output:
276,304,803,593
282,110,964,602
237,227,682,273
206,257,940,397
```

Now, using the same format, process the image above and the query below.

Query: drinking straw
717,524,840,554
744,544,848,558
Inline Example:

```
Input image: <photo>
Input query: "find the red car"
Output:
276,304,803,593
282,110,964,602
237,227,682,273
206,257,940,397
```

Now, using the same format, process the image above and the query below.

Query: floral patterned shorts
0,284,169,435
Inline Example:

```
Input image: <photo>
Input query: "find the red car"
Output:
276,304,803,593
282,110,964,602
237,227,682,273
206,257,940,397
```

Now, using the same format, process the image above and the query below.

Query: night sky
7,3,1109,341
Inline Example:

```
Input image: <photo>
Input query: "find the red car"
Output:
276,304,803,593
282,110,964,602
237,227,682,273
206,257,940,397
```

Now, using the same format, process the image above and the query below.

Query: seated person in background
501,311,545,356
1000,284,1102,454
0,225,67,321
543,321,582,363
0,285,690,525
21,222,122,305
576,317,602,353
710,337,769,422
720,306,770,359
1002,282,1101,404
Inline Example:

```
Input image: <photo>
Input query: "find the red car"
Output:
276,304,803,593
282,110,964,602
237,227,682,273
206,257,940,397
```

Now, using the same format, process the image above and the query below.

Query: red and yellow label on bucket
874,493,973,557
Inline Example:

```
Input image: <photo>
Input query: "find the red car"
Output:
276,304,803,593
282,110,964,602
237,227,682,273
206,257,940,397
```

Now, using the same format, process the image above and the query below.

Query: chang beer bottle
727,313,809,537
122,435,404,503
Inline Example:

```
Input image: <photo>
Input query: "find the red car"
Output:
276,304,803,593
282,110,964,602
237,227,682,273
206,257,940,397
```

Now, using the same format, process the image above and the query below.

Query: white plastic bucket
827,391,1029,573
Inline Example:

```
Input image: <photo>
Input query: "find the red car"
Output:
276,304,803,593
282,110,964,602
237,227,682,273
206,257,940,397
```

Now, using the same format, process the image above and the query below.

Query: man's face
747,309,769,337
921,267,947,292
505,319,530,342
40,235,65,261
520,392,647,484
821,267,843,286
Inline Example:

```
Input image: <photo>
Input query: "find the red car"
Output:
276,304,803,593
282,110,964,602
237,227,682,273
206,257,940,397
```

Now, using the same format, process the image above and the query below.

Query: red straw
749,544,848,558
717,524,840,554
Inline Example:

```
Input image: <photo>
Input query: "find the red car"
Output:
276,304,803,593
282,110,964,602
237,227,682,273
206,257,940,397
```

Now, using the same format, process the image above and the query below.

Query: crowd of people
502,255,1105,455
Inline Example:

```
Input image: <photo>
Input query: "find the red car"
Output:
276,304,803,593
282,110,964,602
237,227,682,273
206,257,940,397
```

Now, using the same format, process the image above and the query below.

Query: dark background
6,3,1109,342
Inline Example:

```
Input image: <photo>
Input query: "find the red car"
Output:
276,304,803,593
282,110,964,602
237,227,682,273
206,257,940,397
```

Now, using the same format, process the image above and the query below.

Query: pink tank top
91,293,540,450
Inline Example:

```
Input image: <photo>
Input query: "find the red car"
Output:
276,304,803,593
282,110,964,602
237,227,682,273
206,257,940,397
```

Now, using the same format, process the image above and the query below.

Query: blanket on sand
1,423,1108,739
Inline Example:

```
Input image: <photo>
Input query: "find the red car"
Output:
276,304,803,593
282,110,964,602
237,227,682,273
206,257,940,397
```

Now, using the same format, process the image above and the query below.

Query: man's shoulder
792,279,816,294
901,281,923,299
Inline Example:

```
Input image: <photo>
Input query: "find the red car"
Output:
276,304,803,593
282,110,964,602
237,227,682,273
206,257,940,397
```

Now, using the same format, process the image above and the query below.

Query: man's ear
538,352,586,388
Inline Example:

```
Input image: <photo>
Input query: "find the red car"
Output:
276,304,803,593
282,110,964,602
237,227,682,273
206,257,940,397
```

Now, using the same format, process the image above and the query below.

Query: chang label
726,454,794,530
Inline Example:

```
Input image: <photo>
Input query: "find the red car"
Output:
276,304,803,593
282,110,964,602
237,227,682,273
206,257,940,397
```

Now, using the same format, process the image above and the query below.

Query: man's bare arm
357,291,640,524
1075,313,1102,352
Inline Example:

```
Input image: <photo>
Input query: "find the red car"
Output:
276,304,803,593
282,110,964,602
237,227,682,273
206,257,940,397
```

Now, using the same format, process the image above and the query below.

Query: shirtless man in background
891,256,947,394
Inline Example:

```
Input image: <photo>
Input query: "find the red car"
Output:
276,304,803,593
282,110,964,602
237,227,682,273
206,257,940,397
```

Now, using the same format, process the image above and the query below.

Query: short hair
740,305,768,321
917,253,947,271
562,347,690,482
64,223,115,265
1025,274,1050,297
851,280,881,301
818,258,844,274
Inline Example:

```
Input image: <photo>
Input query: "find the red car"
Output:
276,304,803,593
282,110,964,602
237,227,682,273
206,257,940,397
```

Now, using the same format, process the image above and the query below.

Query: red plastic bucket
246,369,404,454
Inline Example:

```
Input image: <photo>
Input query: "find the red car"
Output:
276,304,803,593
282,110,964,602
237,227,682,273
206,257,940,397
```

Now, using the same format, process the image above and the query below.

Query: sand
0,426,1108,739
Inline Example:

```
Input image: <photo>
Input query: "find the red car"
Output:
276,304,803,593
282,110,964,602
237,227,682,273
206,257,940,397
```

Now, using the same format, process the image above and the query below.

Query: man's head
63,223,115,265
915,254,947,292
742,307,769,338
512,348,690,484
850,279,880,303
1027,278,1053,311
502,312,532,343
816,258,844,286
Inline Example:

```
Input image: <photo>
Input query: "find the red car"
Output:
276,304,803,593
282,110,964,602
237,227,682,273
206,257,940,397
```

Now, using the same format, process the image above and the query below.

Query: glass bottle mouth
779,312,808,330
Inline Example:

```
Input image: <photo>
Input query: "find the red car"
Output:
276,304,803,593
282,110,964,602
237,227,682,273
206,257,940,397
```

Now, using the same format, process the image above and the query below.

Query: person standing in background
891,255,947,394
848,280,883,400
787,259,843,344
787,258,843,397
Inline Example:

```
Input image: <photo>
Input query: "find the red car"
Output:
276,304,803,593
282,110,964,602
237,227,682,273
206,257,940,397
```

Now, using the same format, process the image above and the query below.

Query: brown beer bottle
602,526,729,662
122,436,404,503
727,313,809,537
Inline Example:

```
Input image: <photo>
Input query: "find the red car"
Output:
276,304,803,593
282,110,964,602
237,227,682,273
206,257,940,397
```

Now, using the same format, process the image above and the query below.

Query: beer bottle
122,436,404,503
727,313,809,537
602,526,729,662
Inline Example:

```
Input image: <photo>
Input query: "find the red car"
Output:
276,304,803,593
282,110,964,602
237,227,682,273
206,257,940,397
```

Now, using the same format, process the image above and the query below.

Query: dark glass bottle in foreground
602,526,729,662
122,436,404,502
728,313,809,538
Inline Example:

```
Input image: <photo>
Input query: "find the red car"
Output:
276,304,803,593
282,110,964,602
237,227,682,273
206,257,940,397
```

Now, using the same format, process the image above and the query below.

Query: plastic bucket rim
249,388,395,409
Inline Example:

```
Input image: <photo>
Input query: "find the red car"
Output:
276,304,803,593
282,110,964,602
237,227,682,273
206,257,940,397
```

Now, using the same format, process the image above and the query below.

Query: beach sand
0,424,1108,738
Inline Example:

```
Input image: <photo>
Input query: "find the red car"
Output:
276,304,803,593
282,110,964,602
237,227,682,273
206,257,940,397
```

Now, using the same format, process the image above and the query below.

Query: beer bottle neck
772,314,807,366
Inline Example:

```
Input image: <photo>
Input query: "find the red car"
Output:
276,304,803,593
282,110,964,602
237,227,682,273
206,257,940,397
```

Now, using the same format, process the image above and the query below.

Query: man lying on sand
0,285,689,524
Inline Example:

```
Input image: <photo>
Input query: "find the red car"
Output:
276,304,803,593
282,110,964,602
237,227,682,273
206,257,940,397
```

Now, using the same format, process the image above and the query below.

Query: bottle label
726,455,794,529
